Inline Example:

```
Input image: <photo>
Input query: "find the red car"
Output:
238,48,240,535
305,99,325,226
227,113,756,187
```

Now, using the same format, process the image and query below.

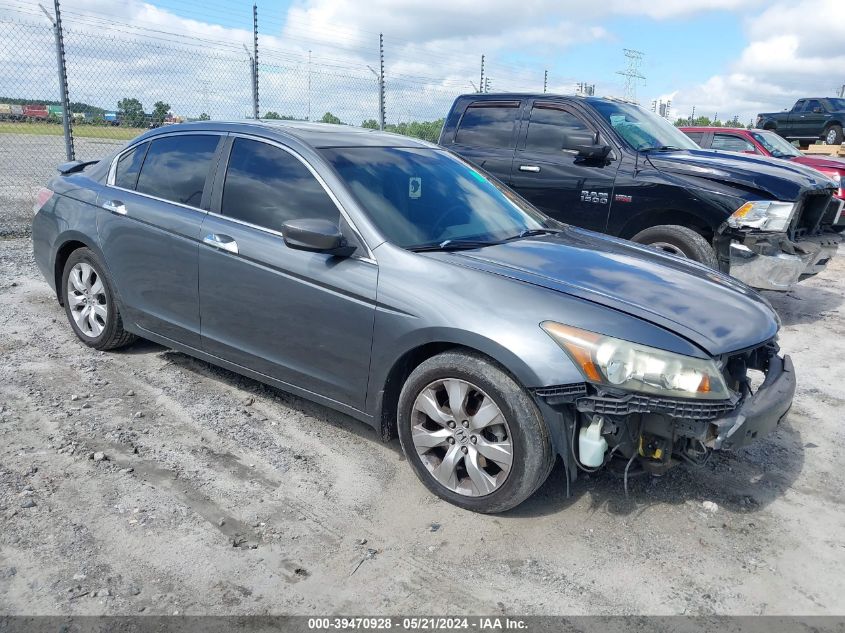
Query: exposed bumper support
709,354,796,450
728,233,840,291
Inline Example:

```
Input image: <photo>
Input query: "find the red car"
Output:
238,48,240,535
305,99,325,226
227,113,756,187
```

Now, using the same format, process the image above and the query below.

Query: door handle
519,165,541,173
102,199,126,215
203,233,239,255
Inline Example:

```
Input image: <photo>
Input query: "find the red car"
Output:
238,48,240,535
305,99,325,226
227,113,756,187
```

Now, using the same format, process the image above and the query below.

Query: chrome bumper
730,234,839,291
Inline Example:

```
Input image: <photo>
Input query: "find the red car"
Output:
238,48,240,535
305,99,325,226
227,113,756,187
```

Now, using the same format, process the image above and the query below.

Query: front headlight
727,200,795,232
541,322,730,400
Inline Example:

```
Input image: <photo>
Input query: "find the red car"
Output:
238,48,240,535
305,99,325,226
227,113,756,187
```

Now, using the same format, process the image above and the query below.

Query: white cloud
666,0,845,123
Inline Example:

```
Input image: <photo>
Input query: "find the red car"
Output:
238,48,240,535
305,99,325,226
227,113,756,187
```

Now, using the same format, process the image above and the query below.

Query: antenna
616,49,645,103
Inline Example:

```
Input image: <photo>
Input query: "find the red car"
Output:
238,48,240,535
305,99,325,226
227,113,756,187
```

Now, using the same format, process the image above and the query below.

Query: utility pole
40,1,74,160
543,69,548,94
307,50,312,122
252,3,259,119
616,48,645,103
378,33,385,131
479,55,485,94
243,44,256,119
484,77,491,93
689,105,695,126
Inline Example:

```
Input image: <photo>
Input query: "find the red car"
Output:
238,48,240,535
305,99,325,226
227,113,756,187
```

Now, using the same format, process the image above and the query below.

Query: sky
2,0,844,125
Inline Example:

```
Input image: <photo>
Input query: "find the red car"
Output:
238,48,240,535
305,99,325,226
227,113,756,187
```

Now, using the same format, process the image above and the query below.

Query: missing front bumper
729,234,840,291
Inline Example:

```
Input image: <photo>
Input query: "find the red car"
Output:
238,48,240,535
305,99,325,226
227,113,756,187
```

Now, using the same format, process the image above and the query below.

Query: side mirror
575,144,612,162
281,218,357,257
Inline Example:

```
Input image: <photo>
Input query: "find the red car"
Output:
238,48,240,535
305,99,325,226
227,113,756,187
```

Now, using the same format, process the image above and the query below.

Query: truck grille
792,192,838,239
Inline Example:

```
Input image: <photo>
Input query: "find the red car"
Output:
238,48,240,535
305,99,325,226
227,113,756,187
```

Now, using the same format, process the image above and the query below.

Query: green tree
264,111,281,119
117,97,145,127
321,112,342,125
361,119,379,129
151,101,171,124
384,118,445,142
198,112,210,121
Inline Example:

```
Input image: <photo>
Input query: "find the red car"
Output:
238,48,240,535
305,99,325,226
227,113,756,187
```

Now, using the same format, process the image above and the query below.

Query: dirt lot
0,234,843,616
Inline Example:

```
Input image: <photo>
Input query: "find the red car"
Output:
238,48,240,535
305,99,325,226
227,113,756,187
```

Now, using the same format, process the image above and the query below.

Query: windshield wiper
641,145,682,152
504,228,562,241
408,239,502,252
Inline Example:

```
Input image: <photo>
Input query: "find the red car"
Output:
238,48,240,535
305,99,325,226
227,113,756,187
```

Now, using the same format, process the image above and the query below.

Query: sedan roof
140,120,438,149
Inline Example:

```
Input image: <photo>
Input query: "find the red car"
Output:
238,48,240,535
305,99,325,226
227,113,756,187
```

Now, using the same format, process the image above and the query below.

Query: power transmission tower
616,49,645,103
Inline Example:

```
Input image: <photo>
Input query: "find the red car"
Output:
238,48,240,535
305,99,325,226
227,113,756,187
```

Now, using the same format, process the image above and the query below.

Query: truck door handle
519,165,541,173
102,199,126,215
203,233,239,255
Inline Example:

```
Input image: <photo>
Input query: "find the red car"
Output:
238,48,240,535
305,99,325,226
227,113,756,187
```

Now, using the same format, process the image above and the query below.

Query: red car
681,126,845,201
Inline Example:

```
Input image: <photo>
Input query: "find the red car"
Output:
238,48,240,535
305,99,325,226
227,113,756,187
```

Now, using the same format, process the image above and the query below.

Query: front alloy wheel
397,351,554,513
411,378,513,496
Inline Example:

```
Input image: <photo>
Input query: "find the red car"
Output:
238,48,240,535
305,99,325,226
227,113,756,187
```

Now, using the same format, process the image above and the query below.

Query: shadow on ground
114,341,806,521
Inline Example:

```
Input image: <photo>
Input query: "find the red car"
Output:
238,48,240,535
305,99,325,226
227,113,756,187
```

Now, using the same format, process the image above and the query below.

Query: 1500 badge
580,190,608,204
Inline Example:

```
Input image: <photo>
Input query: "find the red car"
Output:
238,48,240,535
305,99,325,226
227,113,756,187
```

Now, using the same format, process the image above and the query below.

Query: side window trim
107,131,225,213
208,133,374,262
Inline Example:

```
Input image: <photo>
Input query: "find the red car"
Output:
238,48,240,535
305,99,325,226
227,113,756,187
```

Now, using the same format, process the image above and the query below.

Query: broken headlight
727,200,795,232
541,322,730,400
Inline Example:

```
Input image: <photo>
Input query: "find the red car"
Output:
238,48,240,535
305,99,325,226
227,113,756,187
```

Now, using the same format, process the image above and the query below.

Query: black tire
61,247,137,351
631,224,718,268
824,124,843,146
397,350,554,513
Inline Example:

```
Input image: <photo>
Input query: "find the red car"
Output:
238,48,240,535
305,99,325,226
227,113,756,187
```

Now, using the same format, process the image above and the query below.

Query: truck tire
824,124,843,145
631,225,718,268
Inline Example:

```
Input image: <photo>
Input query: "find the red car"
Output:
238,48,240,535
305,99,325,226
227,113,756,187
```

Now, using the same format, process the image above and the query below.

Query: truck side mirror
575,144,612,162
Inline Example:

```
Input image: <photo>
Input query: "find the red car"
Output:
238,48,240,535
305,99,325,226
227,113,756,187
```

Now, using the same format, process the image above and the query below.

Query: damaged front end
715,192,843,291
536,340,796,481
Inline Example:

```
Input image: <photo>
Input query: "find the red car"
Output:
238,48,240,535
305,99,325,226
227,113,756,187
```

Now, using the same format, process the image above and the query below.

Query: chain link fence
0,5,561,236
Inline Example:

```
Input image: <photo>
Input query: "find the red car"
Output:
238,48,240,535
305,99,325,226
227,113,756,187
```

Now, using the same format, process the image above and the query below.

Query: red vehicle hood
791,155,845,173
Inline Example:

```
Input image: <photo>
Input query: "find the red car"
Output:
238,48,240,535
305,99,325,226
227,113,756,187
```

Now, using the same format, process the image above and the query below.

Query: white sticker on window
409,176,421,199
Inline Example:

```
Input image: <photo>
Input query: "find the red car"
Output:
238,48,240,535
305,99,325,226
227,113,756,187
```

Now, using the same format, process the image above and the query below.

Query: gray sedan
32,121,795,512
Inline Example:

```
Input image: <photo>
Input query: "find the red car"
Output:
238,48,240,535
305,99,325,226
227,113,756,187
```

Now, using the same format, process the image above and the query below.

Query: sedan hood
431,228,779,356
646,149,834,201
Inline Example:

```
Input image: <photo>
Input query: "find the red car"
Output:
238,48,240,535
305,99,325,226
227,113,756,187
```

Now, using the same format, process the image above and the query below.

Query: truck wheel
631,225,718,268
824,124,843,145
397,350,554,513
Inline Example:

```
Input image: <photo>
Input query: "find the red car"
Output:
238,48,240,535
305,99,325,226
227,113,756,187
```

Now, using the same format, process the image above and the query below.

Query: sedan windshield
591,100,699,152
750,130,801,158
321,147,553,250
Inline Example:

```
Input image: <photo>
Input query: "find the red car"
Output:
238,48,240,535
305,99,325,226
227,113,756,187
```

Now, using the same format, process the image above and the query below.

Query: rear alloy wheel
397,351,554,513
62,248,136,350
824,124,843,146
631,224,718,268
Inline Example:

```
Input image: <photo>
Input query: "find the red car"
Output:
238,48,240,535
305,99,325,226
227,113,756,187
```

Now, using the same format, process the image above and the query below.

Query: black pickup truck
439,93,842,291
756,98,845,146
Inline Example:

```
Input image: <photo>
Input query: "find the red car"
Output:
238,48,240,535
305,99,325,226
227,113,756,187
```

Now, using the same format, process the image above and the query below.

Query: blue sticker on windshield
409,176,421,199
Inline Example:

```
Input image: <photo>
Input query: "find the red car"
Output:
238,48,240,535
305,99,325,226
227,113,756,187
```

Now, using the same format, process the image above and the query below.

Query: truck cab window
454,105,518,148
524,106,595,152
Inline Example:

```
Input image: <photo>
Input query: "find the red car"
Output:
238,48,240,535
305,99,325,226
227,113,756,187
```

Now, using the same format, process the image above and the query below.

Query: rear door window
804,99,822,112
220,138,339,233
524,105,595,152
455,104,518,148
135,135,220,207
114,142,149,190
711,133,756,153
683,131,705,146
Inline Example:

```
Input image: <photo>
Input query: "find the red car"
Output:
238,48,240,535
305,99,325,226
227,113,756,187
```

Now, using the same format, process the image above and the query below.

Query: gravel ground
0,134,125,237
0,234,843,616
